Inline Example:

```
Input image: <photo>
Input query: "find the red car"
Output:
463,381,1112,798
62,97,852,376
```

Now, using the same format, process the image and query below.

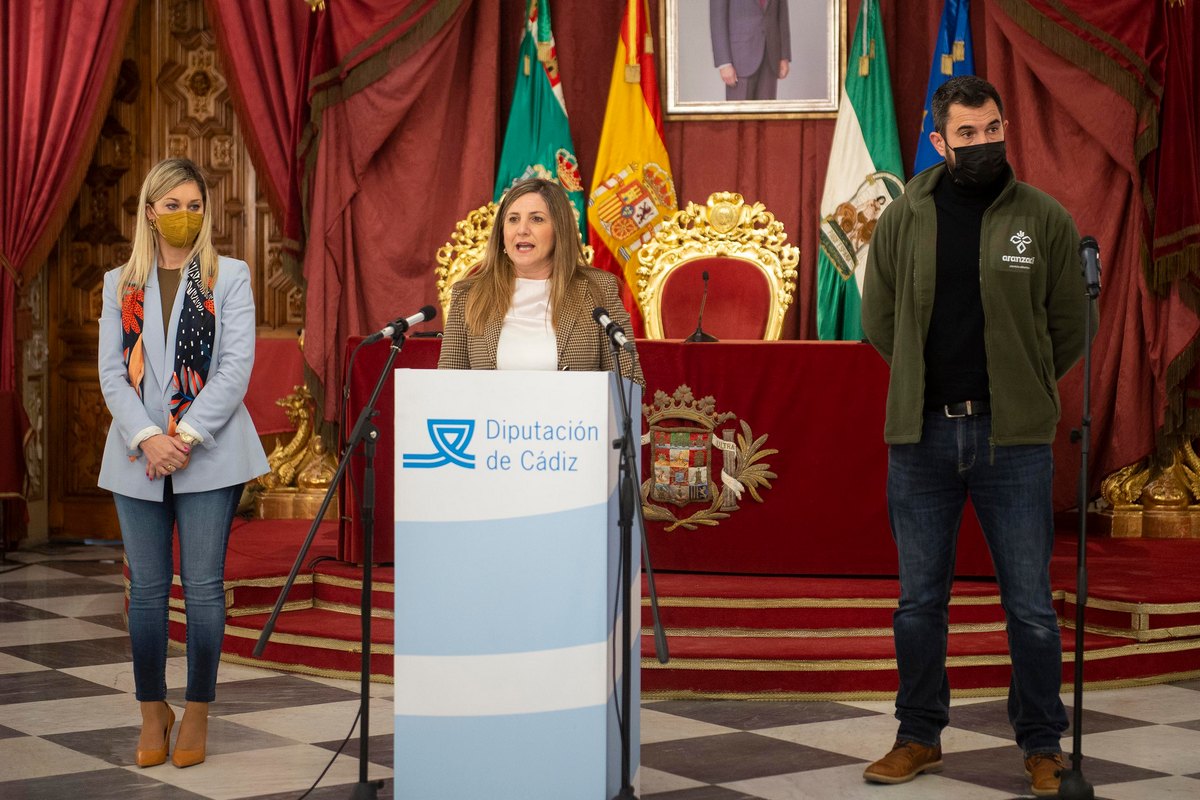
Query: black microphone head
1079,235,1098,254
420,304,437,321
592,306,608,323
702,270,709,282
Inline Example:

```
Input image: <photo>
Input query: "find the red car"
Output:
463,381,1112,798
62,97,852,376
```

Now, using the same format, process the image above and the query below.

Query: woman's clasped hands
142,433,191,480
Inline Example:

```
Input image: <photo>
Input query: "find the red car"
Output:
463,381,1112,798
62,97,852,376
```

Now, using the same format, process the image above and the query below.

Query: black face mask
945,140,1008,188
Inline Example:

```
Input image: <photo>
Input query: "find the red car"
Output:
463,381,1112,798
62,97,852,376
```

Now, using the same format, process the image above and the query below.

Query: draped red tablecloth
340,338,992,575
245,337,307,435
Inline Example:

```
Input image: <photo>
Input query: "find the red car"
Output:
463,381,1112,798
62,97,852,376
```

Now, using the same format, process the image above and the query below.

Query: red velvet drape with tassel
286,0,501,418
205,0,310,220
0,0,136,537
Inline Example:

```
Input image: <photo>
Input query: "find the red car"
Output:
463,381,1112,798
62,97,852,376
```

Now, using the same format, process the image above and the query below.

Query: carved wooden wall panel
19,270,47,508
45,0,297,539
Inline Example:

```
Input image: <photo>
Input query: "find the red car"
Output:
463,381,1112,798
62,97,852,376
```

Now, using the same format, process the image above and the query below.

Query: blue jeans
887,412,1067,756
115,480,241,703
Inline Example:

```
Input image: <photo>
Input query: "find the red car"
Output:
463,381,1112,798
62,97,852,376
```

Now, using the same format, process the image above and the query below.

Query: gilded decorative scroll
1099,443,1200,538
251,385,338,520
435,202,498,319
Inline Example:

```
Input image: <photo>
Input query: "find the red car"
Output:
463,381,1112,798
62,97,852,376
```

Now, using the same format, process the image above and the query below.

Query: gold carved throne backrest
435,201,497,319
636,192,799,340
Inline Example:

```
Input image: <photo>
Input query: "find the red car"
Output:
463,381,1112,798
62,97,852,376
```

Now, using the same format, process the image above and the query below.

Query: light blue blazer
98,256,269,501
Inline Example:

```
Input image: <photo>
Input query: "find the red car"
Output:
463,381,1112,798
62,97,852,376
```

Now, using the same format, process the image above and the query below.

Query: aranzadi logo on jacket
1001,229,1036,271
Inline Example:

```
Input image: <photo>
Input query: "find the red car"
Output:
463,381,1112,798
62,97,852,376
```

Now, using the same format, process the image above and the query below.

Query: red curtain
1146,3,1200,443
274,0,1196,512
292,0,501,419
535,0,1195,506
287,0,958,422
276,1,962,417
0,0,136,530
985,0,1200,505
205,0,311,219
1146,3,1199,287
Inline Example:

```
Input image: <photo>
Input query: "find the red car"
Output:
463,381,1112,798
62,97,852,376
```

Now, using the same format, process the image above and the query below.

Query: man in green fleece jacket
860,75,1093,798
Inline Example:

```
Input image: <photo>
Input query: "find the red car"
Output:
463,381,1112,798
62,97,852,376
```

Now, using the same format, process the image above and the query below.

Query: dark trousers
725,58,779,100
887,412,1067,755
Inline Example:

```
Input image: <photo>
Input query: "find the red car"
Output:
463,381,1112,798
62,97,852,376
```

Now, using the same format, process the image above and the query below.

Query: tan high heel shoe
171,740,206,768
135,702,175,768
171,703,208,768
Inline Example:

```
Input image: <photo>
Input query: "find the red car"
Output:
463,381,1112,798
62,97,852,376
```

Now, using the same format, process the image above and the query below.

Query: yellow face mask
154,210,204,249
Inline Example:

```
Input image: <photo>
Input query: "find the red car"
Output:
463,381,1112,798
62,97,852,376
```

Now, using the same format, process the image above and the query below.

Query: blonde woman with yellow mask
98,158,268,768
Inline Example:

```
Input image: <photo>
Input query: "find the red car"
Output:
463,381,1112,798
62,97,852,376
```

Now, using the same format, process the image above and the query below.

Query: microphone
592,306,635,354
685,269,719,343
363,305,437,344
1079,236,1101,298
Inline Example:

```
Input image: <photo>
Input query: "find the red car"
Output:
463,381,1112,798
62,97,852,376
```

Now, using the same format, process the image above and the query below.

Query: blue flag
913,0,975,175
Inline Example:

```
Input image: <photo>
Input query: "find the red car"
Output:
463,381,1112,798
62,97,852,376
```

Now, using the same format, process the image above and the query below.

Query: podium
392,369,641,799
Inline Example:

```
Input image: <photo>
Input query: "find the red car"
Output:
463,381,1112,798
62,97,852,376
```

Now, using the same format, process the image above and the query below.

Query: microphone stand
1061,262,1101,800
253,332,406,800
685,271,718,343
607,339,669,800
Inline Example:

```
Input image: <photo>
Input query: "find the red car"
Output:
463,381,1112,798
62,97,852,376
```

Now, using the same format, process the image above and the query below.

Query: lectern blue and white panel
393,369,640,799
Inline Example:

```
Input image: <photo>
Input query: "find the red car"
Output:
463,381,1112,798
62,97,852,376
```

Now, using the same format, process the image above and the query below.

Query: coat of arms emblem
641,385,778,531
589,161,677,261
819,170,904,285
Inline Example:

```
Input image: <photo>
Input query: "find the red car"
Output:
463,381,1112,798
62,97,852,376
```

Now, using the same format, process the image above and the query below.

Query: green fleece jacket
861,163,1094,445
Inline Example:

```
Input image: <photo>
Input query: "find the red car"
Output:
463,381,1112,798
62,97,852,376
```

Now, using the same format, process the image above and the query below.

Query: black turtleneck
923,171,1006,409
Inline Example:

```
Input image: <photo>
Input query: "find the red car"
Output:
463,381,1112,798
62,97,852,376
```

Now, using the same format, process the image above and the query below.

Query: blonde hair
118,158,218,295
463,178,586,335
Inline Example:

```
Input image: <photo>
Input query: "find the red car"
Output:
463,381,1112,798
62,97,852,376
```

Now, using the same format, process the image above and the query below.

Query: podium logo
402,419,476,469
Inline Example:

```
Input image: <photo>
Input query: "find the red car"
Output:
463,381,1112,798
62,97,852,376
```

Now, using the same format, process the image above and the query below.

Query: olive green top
862,163,1096,445
157,266,183,336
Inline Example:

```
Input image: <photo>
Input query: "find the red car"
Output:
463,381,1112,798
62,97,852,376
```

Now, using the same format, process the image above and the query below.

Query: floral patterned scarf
121,257,215,436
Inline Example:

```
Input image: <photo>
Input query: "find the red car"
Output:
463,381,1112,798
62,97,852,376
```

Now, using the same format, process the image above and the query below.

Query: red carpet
151,519,395,681
639,534,1200,699
143,523,1200,694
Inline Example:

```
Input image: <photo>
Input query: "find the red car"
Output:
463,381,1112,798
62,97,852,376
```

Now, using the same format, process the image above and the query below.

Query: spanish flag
587,0,677,334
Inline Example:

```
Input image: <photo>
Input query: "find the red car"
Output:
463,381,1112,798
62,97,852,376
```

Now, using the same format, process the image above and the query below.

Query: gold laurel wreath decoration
734,419,779,502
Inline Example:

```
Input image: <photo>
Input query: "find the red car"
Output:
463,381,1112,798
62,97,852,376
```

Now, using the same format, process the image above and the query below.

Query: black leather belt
929,399,990,418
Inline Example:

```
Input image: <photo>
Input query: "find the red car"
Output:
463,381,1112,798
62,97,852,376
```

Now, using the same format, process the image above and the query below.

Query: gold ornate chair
636,192,799,340
434,200,594,319
434,201,497,320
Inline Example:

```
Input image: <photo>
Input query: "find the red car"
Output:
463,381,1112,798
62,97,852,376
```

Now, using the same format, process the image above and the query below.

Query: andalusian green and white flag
816,0,904,340
495,0,586,239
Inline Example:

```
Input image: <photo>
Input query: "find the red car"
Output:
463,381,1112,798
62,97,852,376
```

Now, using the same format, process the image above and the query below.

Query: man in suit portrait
710,0,792,101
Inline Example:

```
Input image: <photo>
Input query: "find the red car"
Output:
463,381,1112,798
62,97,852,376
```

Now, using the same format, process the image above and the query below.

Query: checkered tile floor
3,545,1199,799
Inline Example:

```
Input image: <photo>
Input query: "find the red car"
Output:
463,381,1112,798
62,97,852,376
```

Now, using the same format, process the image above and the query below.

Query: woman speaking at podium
438,178,644,384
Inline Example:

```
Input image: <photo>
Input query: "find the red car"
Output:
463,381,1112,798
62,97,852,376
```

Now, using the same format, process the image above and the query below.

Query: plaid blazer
438,267,645,385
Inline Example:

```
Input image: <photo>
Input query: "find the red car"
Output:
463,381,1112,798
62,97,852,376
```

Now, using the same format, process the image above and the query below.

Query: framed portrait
663,0,845,119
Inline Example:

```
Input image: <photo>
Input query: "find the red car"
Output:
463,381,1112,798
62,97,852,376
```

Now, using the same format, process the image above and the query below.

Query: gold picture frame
662,0,845,120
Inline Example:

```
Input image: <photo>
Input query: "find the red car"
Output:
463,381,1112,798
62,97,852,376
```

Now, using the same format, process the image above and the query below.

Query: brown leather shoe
1025,752,1065,797
863,739,944,784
